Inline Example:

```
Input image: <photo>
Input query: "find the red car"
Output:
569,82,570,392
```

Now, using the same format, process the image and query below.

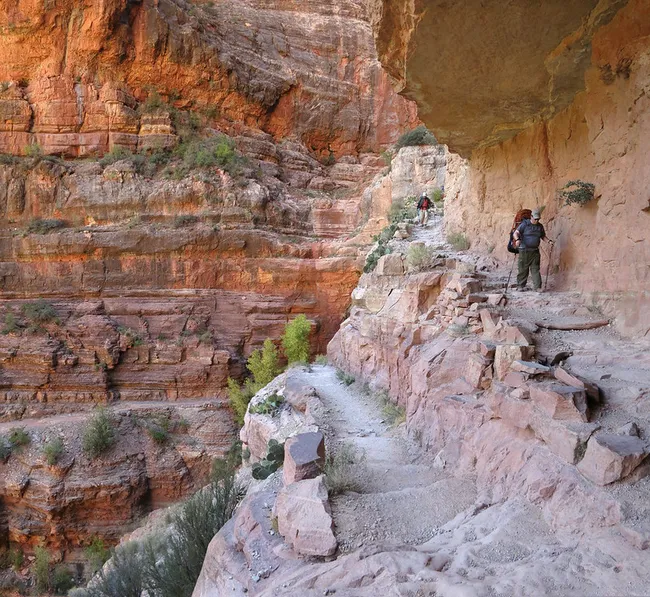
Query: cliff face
0,0,419,557
0,0,417,157
371,0,650,337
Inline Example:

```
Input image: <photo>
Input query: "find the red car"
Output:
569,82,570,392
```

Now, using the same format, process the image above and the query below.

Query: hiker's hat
531,209,541,219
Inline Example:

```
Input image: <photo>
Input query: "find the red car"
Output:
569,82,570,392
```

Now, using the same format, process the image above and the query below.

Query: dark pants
517,249,541,289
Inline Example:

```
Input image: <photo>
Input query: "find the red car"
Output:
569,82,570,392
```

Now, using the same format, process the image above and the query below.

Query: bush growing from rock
42,437,64,465
406,243,435,272
336,369,355,386
282,314,312,365
82,408,116,458
52,564,75,594
84,537,110,577
26,218,67,235
1,312,21,335
395,125,437,150
249,393,284,416
8,427,30,449
247,339,282,387
447,231,471,251
22,300,59,325
251,439,285,480
559,180,595,206
324,442,367,494
33,546,51,593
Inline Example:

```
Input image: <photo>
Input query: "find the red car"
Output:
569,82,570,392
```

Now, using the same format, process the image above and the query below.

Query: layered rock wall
0,0,417,157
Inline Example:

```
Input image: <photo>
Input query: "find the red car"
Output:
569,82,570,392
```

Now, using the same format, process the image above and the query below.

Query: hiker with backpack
512,209,554,292
417,193,431,226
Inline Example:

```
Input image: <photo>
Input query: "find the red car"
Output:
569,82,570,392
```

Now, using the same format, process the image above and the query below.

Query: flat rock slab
529,382,589,423
275,475,337,557
535,318,610,331
512,360,550,375
577,434,649,486
283,431,325,485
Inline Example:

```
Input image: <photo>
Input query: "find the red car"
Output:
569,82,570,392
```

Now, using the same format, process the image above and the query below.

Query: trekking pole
544,242,554,290
504,254,517,293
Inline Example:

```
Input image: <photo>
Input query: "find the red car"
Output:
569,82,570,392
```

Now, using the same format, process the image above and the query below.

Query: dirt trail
296,365,477,551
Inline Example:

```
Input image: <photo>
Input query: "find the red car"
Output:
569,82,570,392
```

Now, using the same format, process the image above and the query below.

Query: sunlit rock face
0,0,417,157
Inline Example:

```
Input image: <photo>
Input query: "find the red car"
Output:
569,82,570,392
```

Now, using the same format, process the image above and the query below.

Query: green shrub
33,545,51,593
52,564,75,594
282,314,312,365
147,424,169,444
377,390,406,426
406,243,435,272
0,153,17,165
140,90,166,114
559,180,595,206
0,436,10,462
26,218,67,235
8,427,30,449
249,393,284,416
117,326,144,347
24,143,43,158
84,537,110,577
76,541,145,597
324,442,367,494
247,339,281,388
388,197,417,223
251,439,285,480
314,354,328,365
180,136,239,173
447,231,471,251
99,146,133,167
395,125,437,151
447,323,471,337
336,369,355,386
8,547,23,570
172,215,198,229
227,377,256,426
432,188,444,203
1,312,21,334
380,150,392,168
82,408,116,458
22,300,59,325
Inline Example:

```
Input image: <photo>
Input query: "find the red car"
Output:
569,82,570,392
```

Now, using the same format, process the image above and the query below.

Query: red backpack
507,209,532,254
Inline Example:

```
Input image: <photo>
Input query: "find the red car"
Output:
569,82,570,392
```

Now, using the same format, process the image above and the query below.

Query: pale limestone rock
375,253,405,276
578,434,649,485
529,383,589,423
275,475,337,557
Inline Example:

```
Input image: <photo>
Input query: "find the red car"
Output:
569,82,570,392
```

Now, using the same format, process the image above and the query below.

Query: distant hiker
417,193,431,226
512,208,554,292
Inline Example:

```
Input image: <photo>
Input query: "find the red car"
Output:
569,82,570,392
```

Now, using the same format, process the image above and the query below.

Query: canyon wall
0,0,417,157
371,0,650,337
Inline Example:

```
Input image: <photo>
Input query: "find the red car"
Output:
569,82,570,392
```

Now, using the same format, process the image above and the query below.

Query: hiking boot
513,286,525,292
534,288,544,293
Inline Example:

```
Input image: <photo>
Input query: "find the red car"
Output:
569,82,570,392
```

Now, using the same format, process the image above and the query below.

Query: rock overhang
369,0,631,157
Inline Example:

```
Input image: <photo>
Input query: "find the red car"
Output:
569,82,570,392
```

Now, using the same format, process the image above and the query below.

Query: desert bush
52,564,75,594
314,354,328,365
2,312,21,334
559,180,595,206
26,218,67,235
117,326,144,347
99,146,133,167
22,300,59,325
139,90,166,114
0,153,17,164
227,377,257,426
33,546,51,593
8,427,30,449
447,231,471,251
84,537,110,577
395,125,437,151
406,243,435,272
0,435,10,461
8,548,23,570
324,442,367,494
388,197,417,223
247,339,282,387
180,136,239,173
24,142,42,158
282,314,311,365
377,390,406,426
432,188,444,203
82,408,116,458
172,214,198,229
447,323,471,337
336,369,355,386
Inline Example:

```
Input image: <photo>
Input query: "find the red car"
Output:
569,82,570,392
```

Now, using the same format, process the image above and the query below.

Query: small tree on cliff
281,314,312,365
228,339,282,425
